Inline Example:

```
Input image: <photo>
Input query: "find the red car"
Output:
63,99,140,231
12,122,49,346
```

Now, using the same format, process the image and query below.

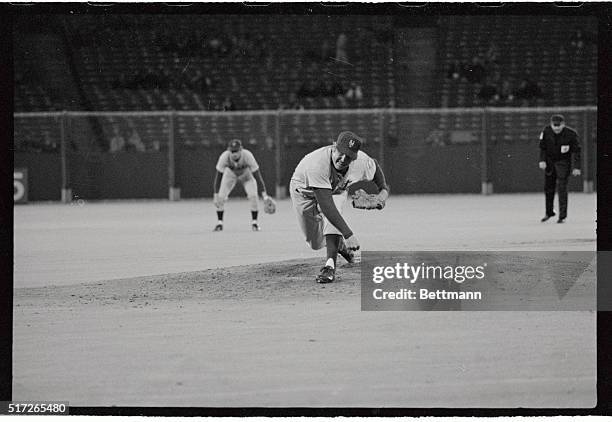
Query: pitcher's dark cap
228,139,242,152
551,114,565,125
336,131,362,160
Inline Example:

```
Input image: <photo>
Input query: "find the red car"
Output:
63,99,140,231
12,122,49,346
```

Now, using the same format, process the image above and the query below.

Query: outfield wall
14,107,596,201
15,141,592,201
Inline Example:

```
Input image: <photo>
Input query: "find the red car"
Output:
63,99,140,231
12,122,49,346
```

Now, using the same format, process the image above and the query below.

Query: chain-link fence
14,106,596,201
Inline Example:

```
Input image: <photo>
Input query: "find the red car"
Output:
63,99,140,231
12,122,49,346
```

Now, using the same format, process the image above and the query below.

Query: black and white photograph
5,2,608,416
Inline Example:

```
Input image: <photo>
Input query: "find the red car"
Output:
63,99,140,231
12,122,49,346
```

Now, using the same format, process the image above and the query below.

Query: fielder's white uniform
290,146,377,250
216,149,260,211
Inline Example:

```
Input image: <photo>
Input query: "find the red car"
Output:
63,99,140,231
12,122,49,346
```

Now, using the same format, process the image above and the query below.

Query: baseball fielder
213,139,274,231
290,131,389,283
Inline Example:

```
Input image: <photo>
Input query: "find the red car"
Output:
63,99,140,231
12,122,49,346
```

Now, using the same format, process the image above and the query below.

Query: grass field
12,193,597,407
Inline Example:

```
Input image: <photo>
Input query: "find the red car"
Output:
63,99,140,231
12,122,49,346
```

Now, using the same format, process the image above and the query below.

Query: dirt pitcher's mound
15,252,595,312
14,258,362,309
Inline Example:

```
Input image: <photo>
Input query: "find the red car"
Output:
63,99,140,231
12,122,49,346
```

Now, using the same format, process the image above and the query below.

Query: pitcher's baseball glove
263,196,277,214
351,189,385,210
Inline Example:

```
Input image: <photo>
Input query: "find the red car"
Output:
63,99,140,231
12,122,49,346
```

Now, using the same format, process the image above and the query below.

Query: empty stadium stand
14,14,596,153
437,16,597,108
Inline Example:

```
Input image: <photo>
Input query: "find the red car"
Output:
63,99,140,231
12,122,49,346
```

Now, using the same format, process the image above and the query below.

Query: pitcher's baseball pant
290,181,348,250
217,168,258,211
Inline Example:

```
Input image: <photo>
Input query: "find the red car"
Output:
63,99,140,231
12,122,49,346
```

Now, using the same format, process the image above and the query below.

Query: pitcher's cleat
213,224,223,231
557,218,565,224
252,223,261,231
316,266,335,284
338,238,355,263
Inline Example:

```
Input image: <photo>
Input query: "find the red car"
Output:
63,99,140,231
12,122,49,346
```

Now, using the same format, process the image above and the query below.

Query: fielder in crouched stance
290,131,389,283
213,139,271,231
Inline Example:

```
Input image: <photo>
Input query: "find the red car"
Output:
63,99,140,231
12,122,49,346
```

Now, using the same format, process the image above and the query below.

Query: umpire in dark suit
539,114,581,223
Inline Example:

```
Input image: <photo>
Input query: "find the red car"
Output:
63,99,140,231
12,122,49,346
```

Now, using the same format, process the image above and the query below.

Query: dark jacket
539,126,581,169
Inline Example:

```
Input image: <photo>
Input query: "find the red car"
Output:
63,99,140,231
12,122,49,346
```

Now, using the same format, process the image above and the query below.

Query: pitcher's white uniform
216,149,259,210
290,146,377,249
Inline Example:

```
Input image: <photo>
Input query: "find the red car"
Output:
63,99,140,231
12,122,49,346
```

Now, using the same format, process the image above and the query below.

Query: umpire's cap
228,139,242,152
336,131,363,160
550,114,565,125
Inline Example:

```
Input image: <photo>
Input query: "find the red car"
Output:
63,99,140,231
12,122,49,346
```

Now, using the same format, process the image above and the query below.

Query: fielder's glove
263,194,277,214
351,189,386,210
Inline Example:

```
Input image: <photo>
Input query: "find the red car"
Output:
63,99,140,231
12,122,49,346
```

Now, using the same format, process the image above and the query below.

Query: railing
14,106,596,201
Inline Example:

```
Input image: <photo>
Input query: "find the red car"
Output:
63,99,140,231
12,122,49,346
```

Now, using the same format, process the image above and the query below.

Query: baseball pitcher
290,131,389,283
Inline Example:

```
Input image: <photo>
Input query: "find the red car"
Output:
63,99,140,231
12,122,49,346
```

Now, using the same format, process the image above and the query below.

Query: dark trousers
544,161,570,219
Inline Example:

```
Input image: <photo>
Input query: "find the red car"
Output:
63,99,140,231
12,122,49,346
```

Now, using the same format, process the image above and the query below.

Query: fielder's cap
228,139,242,152
551,114,565,125
336,131,362,160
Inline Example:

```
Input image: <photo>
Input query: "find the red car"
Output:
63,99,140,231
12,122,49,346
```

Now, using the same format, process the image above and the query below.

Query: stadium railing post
60,110,72,203
378,110,385,172
480,108,493,195
168,111,181,201
275,110,285,199
582,109,593,193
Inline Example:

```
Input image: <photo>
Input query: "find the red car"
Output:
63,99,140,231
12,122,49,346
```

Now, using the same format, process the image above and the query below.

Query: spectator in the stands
109,126,126,153
209,36,221,51
315,79,331,97
222,96,236,111
41,132,58,152
330,80,346,97
230,76,240,93
345,85,354,100
286,92,305,110
127,129,146,152
485,43,500,67
345,83,363,101
515,76,543,101
582,29,597,46
208,35,227,58
354,84,363,101
265,53,274,71
466,56,486,84
279,92,305,110
142,70,158,90
496,79,515,103
447,60,462,80
297,81,313,98
159,68,173,90
125,71,141,89
335,33,348,62
230,34,241,57
113,74,128,89
190,70,206,92
304,49,320,63
207,97,219,111
321,40,333,62
478,77,498,103
570,29,585,50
